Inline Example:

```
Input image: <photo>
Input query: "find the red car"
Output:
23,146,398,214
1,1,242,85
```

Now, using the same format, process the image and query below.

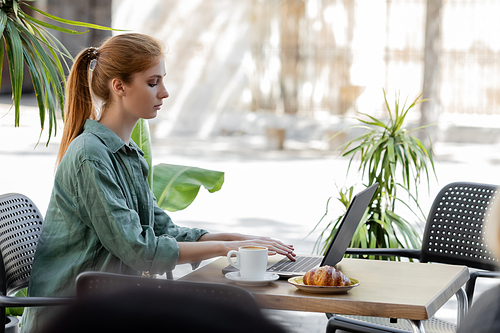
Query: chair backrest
0,193,43,295
76,271,258,312
68,271,288,333
421,182,499,270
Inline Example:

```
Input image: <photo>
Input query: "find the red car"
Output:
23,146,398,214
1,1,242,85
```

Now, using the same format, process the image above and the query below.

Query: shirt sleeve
151,194,209,270
75,158,184,274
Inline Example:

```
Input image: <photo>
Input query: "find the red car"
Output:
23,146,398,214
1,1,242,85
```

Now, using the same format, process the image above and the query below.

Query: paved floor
2,96,500,332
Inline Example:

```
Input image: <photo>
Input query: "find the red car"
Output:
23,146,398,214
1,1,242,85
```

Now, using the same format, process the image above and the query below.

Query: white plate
288,276,360,294
225,272,279,286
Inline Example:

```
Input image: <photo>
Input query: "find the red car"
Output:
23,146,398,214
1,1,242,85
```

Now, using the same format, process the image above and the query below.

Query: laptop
222,183,378,278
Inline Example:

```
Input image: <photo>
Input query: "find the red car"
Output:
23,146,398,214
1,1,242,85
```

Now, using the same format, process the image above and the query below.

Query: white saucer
225,272,279,286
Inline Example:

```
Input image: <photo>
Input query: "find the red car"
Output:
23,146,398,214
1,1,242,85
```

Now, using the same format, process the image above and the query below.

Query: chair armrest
470,270,500,279
465,270,500,306
345,248,421,260
0,295,75,307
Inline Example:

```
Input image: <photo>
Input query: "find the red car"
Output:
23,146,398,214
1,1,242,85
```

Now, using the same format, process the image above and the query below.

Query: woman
21,33,295,332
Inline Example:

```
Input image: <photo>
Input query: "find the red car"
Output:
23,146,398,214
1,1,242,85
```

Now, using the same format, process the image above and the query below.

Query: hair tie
88,46,99,59
89,59,97,71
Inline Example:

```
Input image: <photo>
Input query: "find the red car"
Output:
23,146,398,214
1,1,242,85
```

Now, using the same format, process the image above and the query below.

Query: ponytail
56,47,99,165
56,33,164,166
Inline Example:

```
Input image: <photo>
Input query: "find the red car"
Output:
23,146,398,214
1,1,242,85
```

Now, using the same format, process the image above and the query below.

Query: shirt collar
83,119,144,156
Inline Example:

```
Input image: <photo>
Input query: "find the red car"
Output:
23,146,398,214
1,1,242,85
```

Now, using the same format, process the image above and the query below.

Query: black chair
0,193,73,333
39,271,288,333
327,182,500,333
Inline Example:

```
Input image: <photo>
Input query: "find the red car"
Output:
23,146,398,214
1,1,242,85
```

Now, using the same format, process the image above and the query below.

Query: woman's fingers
268,250,296,261
244,235,294,250
265,242,296,261
259,238,294,252
228,236,296,260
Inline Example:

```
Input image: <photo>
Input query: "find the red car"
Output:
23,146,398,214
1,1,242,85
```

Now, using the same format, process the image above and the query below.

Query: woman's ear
111,78,126,97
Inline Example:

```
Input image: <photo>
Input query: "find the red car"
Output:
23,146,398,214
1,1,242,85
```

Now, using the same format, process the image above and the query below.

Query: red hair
57,33,164,165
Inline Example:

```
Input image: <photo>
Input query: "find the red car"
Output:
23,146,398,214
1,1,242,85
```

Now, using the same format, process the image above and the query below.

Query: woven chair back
0,193,43,295
421,182,499,270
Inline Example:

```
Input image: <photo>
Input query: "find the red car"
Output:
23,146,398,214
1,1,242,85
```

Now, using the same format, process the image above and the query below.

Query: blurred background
17,0,500,147
3,0,500,264
2,0,500,260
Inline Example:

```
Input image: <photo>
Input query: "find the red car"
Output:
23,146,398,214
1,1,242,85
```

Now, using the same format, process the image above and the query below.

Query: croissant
303,265,351,286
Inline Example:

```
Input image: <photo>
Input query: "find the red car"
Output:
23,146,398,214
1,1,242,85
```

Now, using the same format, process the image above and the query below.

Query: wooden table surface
180,257,469,321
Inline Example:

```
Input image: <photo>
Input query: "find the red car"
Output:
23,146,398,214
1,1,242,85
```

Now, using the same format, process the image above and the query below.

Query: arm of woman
176,233,296,264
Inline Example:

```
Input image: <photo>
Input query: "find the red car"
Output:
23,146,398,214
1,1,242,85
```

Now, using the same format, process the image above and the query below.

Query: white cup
227,246,268,280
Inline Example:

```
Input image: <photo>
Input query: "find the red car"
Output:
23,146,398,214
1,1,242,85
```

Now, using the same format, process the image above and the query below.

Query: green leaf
29,21,73,75
131,120,153,187
24,4,124,31
4,20,24,127
26,20,70,82
308,196,334,245
14,20,66,140
21,40,46,129
357,112,387,129
387,136,396,179
22,13,88,34
0,11,7,92
153,164,224,212
6,288,27,316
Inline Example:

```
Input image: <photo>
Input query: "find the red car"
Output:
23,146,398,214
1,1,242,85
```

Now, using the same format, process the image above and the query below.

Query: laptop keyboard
267,256,322,273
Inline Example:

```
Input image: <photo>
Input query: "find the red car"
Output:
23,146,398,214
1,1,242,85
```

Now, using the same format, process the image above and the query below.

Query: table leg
407,287,467,333
409,320,425,333
455,287,468,326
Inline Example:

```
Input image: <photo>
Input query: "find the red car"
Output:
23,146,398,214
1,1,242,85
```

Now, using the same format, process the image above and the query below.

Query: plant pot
5,316,19,333
265,127,286,150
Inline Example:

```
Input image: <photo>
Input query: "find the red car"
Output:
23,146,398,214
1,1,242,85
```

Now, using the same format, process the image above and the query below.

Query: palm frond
1,1,122,142
4,20,23,126
24,3,122,31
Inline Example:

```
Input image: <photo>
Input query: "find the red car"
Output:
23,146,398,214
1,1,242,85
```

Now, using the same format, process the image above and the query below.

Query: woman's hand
199,233,296,261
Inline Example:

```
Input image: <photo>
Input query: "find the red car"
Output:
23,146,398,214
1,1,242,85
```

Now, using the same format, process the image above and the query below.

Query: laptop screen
321,183,378,267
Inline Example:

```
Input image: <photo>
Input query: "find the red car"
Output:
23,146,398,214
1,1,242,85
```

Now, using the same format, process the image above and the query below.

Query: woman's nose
159,85,169,99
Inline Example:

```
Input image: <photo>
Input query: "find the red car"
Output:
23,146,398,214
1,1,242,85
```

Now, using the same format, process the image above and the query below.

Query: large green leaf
153,164,224,212
131,119,153,187
5,288,27,316
131,121,225,212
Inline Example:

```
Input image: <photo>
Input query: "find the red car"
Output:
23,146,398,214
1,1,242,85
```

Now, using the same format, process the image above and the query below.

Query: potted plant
0,0,115,143
312,89,436,256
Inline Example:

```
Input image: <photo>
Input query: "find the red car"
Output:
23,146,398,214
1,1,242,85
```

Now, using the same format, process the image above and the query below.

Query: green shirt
22,120,208,332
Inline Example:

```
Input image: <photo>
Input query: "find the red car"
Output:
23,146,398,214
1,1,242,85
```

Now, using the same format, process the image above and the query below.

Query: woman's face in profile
121,57,169,121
